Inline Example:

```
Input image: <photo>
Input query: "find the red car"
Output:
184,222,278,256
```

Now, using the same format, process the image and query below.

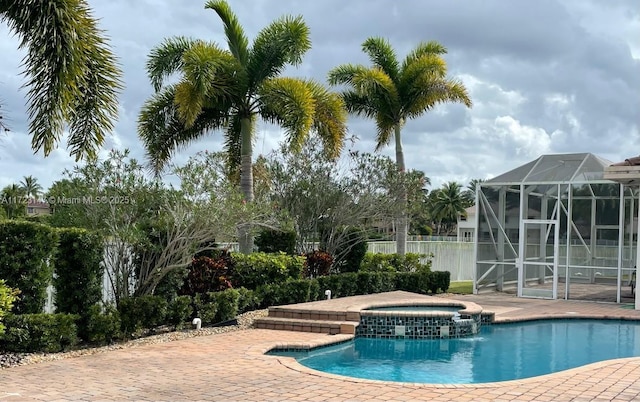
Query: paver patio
2,292,640,401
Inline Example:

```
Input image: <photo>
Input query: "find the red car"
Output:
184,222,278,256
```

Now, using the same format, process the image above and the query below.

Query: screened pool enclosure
474,153,639,304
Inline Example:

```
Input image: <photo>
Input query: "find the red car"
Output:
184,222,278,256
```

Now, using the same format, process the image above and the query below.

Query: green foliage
255,228,296,255
303,250,333,278
193,293,218,325
237,287,262,313
232,252,304,289
1,0,122,160
0,280,19,336
360,253,432,273
256,270,449,307
211,288,239,322
53,228,104,339
431,271,451,293
0,313,79,353
334,228,367,273
0,184,27,219
167,296,193,329
0,221,58,314
117,296,168,336
84,304,121,344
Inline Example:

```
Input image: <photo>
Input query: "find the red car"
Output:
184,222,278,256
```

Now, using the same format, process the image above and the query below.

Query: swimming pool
270,319,640,383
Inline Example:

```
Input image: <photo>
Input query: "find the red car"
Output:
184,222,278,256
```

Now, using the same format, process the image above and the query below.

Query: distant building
457,206,476,242
26,200,50,216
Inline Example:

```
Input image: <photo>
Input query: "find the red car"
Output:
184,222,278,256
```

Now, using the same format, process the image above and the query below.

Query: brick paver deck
2,292,640,401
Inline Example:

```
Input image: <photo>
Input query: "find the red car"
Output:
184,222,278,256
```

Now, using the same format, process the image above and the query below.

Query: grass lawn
447,281,473,294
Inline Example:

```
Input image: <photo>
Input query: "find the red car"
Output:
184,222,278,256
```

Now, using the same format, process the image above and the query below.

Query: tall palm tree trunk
238,116,254,254
394,123,407,256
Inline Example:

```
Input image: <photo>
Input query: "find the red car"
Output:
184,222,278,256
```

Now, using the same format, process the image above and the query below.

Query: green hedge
255,228,296,255
254,270,451,308
54,228,104,338
360,253,431,273
232,252,305,289
0,221,59,314
118,296,168,336
0,313,79,353
0,280,18,336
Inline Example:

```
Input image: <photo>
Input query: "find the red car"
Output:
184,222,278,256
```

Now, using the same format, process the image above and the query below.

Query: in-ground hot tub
356,303,483,339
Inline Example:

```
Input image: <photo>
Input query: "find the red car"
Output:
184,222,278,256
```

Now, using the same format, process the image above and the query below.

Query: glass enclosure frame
473,153,637,303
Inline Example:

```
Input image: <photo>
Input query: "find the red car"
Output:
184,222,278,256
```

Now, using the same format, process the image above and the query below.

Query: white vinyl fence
367,241,474,281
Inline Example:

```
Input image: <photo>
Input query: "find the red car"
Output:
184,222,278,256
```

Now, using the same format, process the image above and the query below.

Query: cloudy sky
0,0,638,192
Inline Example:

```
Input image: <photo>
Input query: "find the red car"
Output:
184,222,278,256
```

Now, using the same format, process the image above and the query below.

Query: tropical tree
0,183,26,218
430,181,468,235
138,0,348,253
0,0,122,160
20,175,42,199
464,178,485,205
328,37,472,255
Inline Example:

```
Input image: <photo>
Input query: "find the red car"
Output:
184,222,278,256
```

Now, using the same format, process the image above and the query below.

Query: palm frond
258,77,315,152
305,80,348,159
374,113,396,151
2,0,122,160
173,42,239,126
362,37,400,82
247,15,311,86
138,86,227,174
205,0,249,66
401,40,447,72
327,64,368,86
404,78,472,119
146,36,201,92
341,90,378,119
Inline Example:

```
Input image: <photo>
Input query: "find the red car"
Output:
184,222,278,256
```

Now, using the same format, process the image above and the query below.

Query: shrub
54,228,104,339
0,221,58,313
193,293,218,325
84,304,121,344
395,272,431,293
0,313,79,353
0,280,19,336
255,228,296,255
181,251,234,296
232,252,304,289
117,295,168,335
237,287,262,313
211,288,239,322
154,267,188,302
167,296,193,329
303,250,333,278
431,271,451,294
334,228,367,273
360,253,432,273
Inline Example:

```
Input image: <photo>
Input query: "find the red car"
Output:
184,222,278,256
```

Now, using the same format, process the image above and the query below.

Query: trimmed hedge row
0,221,58,314
0,221,105,316
256,271,451,307
0,270,451,353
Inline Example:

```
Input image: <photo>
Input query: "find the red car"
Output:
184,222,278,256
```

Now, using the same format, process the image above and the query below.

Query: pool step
266,307,357,322
254,317,358,335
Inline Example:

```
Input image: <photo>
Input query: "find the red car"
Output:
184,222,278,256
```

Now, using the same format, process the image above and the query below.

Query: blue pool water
271,320,640,383
365,306,462,312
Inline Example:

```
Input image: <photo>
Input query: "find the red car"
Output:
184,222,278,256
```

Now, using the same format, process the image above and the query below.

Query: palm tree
20,175,42,199
430,181,467,235
1,183,26,219
0,0,122,160
464,178,485,205
138,0,347,253
328,38,472,255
